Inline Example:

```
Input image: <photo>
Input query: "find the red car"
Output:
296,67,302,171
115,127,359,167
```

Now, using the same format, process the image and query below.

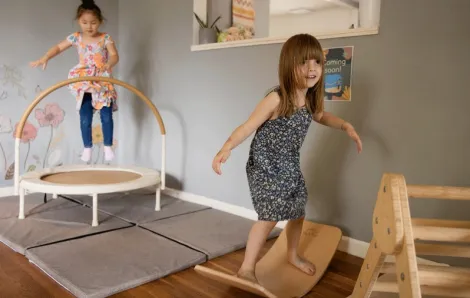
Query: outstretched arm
314,111,363,153
212,91,280,174
30,39,72,70
222,91,279,152
313,110,349,130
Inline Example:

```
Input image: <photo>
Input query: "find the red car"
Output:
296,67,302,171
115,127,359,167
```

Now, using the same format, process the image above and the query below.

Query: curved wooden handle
15,76,166,138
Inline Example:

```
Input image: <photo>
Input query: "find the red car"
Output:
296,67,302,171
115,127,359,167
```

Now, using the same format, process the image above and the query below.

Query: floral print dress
245,87,313,221
66,32,118,112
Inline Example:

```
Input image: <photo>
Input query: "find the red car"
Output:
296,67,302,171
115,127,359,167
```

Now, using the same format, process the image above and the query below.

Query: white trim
191,27,379,52
0,186,14,198
163,187,447,266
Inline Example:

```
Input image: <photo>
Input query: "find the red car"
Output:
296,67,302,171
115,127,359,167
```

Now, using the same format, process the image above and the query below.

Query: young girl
30,0,119,163
212,33,362,283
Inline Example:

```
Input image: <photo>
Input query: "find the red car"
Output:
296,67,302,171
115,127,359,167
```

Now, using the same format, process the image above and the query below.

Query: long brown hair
276,34,325,118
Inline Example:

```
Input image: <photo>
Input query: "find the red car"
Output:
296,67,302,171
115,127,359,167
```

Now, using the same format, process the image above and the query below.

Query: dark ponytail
76,0,104,22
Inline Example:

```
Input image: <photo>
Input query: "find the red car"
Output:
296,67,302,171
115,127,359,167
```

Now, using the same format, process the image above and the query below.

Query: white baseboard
0,184,446,266
0,186,14,198
163,187,447,266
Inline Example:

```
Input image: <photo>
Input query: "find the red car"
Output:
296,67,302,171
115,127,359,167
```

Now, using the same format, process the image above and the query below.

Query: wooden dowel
415,242,470,258
407,184,470,200
381,263,470,279
412,218,470,243
374,273,470,297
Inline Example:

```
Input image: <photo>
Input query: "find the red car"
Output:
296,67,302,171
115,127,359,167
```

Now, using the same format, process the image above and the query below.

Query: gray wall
208,0,232,31
117,0,470,251
0,0,118,187
253,0,270,38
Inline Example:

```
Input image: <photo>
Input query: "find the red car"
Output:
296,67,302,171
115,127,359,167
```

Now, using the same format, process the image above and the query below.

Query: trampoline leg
155,186,161,211
19,187,25,219
92,193,98,227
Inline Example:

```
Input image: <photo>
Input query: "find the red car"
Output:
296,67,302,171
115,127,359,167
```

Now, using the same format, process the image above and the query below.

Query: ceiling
269,0,359,15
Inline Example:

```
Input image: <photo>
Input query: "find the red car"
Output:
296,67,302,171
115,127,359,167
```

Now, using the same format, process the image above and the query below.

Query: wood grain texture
0,238,363,297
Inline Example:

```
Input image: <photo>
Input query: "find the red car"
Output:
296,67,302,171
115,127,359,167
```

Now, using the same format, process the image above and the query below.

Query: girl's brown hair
76,0,104,22
276,34,325,118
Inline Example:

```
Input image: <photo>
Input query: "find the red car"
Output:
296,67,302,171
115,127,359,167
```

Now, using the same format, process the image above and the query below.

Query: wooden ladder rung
374,269,470,298
415,242,470,258
373,276,470,298
380,263,470,282
412,218,470,242
407,184,470,200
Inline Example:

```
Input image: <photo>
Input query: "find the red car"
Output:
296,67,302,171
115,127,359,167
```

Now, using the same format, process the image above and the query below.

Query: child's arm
212,92,280,174
30,39,72,70
313,110,350,130
314,111,363,153
104,42,119,71
222,92,279,152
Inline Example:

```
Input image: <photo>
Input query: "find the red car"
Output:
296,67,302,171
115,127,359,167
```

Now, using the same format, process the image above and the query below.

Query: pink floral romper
66,32,118,112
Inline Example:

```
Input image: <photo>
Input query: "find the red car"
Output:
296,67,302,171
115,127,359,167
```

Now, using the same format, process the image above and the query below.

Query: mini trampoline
14,77,166,227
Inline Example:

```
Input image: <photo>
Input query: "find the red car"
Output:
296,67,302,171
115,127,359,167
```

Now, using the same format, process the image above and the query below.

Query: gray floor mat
0,193,78,219
0,202,132,254
141,208,282,259
26,226,206,298
62,192,210,224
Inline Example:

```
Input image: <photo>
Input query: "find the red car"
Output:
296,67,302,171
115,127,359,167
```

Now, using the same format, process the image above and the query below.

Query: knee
80,115,92,127
256,220,278,229
100,109,113,124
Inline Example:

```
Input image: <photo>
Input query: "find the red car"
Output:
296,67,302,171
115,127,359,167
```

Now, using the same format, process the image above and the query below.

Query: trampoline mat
40,170,142,185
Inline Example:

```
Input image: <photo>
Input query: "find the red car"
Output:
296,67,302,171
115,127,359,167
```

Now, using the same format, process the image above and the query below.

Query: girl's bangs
298,38,324,64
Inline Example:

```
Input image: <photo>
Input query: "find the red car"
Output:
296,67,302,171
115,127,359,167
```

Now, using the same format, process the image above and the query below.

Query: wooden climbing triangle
350,172,470,297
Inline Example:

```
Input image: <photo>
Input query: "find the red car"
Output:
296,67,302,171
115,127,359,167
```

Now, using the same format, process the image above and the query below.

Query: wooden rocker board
195,221,342,298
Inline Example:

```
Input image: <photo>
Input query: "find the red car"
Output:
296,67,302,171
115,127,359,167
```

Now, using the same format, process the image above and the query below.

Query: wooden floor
0,238,363,298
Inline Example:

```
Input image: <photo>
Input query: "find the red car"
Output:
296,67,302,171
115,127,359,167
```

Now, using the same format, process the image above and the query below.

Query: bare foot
237,269,258,284
288,255,316,275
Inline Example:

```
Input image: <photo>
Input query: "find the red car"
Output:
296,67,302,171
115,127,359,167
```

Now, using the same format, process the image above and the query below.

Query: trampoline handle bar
14,76,167,195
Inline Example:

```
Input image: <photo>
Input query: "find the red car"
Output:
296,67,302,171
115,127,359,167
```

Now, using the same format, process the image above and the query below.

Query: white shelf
191,27,379,52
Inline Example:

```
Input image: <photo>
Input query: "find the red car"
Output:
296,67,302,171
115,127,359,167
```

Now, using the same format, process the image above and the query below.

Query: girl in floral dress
212,34,363,283
30,0,119,162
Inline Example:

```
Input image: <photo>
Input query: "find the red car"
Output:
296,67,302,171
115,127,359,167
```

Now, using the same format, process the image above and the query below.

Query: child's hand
212,149,231,175
102,64,112,73
30,57,48,70
343,123,362,153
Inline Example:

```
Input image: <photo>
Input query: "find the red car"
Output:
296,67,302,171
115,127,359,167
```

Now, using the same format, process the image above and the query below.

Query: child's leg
238,220,277,283
79,93,93,162
285,216,316,275
100,104,114,161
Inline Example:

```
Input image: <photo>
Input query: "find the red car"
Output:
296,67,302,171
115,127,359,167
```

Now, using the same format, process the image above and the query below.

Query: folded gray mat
0,200,132,254
141,208,282,259
26,226,206,298
62,192,210,224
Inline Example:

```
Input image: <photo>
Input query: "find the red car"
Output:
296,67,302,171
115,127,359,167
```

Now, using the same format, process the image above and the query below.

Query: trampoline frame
14,77,166,226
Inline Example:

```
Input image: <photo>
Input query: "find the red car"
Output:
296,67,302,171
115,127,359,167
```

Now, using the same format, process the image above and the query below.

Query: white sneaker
81,148,92,162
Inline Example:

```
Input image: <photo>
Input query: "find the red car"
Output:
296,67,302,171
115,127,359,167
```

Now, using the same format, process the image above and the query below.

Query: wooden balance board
195,221,342,298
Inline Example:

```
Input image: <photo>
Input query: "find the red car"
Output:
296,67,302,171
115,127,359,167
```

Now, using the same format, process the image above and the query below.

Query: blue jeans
79,92,113,148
